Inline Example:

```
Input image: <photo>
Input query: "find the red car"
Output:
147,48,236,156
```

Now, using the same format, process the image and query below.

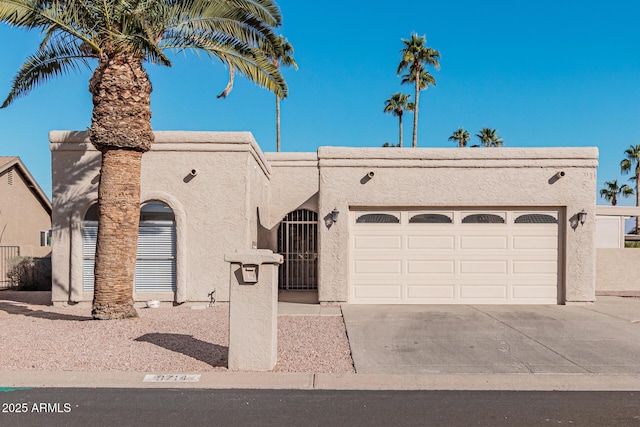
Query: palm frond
2,39,91,108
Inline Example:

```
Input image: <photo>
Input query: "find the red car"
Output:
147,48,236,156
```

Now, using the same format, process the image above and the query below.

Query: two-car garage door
350,209,561,304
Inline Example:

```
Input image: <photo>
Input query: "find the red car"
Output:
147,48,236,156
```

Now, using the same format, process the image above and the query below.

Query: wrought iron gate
0,246,20,288
278,209,318,290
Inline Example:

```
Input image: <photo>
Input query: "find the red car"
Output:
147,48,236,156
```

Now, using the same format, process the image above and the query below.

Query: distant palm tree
476,128,504,147
383,93,411,147
600,180,634,206
448,128,470,148
266,36,297,152
401,69,436,93
0,0,287,319
621,144,640,232
397,33,440,148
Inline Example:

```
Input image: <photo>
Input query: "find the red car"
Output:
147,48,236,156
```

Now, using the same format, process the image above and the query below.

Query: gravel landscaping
0,291,354,373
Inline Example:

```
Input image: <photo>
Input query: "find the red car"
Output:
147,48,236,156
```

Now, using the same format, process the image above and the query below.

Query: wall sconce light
331,208,340,223
577,209,587,225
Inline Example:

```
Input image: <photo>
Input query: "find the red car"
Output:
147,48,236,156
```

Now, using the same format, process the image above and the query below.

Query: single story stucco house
0,156,52,287
50,131,598,306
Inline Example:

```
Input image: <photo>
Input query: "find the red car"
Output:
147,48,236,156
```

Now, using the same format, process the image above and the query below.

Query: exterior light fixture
331,208,340,223
577,209,587,225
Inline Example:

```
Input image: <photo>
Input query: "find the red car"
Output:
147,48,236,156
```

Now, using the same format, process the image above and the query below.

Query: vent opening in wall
7,169,13,186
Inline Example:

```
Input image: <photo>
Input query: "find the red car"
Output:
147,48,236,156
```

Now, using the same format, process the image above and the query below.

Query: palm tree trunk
89,54,153,319
93,149,143,319
276,95,281,152
634,171,640,234
398,113,403,147
413,75,419,148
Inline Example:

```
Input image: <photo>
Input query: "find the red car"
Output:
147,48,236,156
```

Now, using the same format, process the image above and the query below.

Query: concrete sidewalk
3,370,640,391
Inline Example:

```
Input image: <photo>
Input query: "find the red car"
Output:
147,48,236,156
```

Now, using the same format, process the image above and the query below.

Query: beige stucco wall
316,147,599,304
0,165,51,257
50,131,270,304
596,248,640,292
259,153,319,251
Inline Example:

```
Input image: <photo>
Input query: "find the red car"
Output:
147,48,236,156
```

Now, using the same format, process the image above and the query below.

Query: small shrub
6,256,52,291
625,241,640,248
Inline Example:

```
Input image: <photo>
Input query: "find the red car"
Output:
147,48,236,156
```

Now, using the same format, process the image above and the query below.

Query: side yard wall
596,248,640,293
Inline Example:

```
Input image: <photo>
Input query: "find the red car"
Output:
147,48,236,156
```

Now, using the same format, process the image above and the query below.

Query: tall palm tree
600,180,634,206
621,144,640,233
1,0,287,319
476,128,504,147
383,92,411,147
448,128,470,148
266,36,297,152
397,33,440,148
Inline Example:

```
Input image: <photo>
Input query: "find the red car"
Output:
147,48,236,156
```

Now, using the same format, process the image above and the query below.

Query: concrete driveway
342,296,640,374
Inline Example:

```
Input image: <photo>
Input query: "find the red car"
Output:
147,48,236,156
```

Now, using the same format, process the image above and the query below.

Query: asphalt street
1,388,640,427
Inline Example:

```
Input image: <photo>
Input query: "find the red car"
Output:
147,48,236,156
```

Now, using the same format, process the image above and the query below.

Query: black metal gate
277,209,318,290
0,246,20,288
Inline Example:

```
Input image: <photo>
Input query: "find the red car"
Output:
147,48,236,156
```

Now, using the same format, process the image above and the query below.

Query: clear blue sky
1,0,639,204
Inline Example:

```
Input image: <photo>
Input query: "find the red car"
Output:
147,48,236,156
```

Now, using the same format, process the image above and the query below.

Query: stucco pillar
224,249,283,371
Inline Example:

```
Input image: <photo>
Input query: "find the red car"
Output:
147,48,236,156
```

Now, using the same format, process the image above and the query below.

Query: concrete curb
3,371,640,391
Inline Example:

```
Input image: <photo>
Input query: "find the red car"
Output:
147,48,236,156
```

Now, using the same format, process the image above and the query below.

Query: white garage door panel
407,260,455,274
459,236,508,250
407,235,455,250
350,209,560,304
353,235,402,250
353,259,402,274
513,235,557,250
407,285,455,299
353,284,402,299
460,285,507,299
513,260,557,274
460,261,508,274
513,285,558,299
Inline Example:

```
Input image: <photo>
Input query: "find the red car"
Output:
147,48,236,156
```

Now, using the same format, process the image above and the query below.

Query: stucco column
224,249,283,371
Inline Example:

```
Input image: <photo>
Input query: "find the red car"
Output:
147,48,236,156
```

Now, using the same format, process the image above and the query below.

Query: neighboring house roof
0,156,52,216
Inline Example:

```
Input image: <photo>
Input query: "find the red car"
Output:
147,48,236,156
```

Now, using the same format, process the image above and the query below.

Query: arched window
82,201,177,293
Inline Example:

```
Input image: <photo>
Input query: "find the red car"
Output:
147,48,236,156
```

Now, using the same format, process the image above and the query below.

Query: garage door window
409,213,453,224
356,213,400,223
462,213,505,224
515,213,557,224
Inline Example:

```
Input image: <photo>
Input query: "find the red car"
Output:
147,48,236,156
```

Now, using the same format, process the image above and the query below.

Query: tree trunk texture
92,149,143,319
398,114,403,147
89,54,153,320
636,171,639,233
413,73,420,148
276,96,281,152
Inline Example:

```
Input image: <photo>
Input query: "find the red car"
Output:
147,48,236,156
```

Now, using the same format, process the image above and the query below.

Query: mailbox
241,264,258,284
